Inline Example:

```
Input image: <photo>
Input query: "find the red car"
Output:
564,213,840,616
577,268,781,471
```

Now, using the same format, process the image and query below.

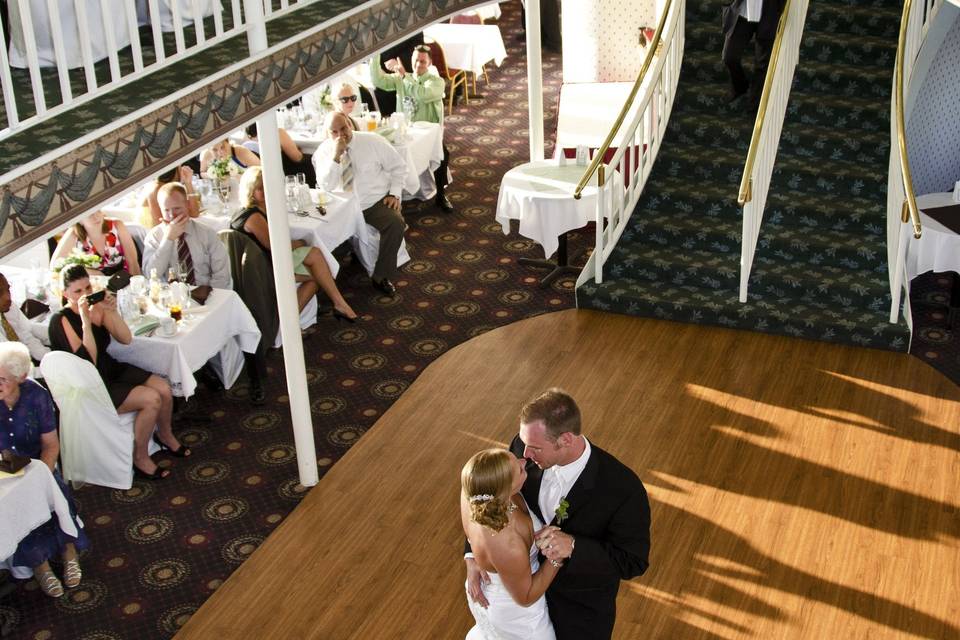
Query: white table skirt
907,192,960,282
0,460,78,578
423,23,508,76
8,0,132,69
107,288,260,399
496,160,620,259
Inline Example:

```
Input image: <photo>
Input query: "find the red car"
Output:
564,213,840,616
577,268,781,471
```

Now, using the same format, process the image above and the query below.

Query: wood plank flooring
177,310,960,639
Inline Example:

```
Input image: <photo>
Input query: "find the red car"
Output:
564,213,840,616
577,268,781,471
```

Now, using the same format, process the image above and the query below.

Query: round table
495,160,618,287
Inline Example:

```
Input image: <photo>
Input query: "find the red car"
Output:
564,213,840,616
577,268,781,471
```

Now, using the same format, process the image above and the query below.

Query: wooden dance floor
178,310,960,639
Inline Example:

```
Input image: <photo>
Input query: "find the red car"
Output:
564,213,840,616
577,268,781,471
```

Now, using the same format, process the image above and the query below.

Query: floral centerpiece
51,251,102,275
207,157,238,181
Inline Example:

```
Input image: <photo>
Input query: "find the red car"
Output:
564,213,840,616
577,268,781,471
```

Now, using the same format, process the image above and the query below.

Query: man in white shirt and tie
465,388,651,639
721,0,785,103
315,111,408,297
0,272,49,363
142,182,232,301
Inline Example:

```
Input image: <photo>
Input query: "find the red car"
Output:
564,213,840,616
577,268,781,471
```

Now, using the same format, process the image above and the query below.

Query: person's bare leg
302,248,357,318
294,277,319,311
118,386,162,474
143,375,177,448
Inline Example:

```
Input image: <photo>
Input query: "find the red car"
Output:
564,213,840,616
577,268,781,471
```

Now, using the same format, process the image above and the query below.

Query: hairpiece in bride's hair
469,494,494,503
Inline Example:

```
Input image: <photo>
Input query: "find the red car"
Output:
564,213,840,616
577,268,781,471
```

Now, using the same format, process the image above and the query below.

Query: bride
461,449,558,640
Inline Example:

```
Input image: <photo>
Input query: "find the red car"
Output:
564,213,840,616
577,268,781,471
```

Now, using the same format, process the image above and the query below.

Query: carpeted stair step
577,276,909,351
669,111,889,165
804,2,901,39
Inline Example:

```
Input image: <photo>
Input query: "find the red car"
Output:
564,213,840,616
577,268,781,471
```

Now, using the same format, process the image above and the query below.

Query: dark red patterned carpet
0,3,581,638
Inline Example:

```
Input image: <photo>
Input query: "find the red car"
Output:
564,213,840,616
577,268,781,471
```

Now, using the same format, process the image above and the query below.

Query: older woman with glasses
0,342,89,598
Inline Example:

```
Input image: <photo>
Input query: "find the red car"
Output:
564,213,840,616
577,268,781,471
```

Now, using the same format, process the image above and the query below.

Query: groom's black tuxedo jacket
509,436,651,640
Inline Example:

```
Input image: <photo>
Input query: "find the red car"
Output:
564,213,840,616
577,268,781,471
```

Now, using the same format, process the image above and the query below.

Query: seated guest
50,210,142,276
315,112,408,297
0,342,88,597
234,166,358,321
335,82,363,131
140,164,200,228
243,124,316,187
143,182,231,301
0,272,49,363
199,138,261,178
370,46,454,212
48,265,189,480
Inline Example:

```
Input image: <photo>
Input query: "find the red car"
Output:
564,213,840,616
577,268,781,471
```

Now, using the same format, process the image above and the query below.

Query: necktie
1,314,19,342
340,151,354,193
539,468,564,524
177,235,196,286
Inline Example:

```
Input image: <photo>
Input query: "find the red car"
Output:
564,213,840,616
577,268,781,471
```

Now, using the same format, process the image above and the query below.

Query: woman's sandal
37,571,64,598
63,558,82,589
134,463,171,480
152,434,191,458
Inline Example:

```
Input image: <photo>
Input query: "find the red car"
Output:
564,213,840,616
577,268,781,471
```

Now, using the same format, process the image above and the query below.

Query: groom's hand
536,526,575,561
465,558,491,608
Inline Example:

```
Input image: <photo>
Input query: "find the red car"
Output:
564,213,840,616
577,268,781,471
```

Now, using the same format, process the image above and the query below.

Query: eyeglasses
339,95,358,103
414,45,431,53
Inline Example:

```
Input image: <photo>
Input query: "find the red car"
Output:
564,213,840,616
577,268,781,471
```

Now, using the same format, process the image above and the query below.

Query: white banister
575,0,685,288
737,0,809,302
887,0,943,326
0,0,314,138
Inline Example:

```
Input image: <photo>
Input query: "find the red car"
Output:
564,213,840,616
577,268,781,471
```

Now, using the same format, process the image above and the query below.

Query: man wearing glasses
370,45,455,214
335,82,365,130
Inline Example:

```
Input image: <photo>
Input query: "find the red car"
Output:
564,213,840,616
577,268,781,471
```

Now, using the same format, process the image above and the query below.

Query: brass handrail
572,0,673,199
894,0,923,239
737,0,793,206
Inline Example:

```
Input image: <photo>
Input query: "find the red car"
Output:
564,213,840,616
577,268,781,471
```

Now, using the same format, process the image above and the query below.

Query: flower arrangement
207,157,236,181
51,251,102,275
554,497,570,524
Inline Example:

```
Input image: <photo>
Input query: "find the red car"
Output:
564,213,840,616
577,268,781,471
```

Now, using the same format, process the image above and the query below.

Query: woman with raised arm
461,449,558,639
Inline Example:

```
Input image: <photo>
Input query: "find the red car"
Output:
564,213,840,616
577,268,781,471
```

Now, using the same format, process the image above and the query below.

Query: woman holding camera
0,342,89,598
48,265,188,480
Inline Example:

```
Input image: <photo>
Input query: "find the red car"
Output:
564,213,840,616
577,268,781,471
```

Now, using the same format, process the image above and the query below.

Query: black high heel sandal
332,309,358,324
134,463,171,480
152,434,191,458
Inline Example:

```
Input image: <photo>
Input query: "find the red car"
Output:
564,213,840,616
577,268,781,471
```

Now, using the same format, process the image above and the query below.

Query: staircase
576,0,911,351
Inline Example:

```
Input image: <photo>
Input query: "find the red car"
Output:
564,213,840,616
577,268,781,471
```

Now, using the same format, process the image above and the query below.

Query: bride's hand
536,526,575,561
465,558,491,609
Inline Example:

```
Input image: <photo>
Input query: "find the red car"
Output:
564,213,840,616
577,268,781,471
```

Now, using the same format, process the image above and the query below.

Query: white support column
525,0,545,161
244,0,318,488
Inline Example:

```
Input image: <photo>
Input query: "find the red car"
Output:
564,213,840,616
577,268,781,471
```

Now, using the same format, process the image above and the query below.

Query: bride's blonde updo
461,449,514,533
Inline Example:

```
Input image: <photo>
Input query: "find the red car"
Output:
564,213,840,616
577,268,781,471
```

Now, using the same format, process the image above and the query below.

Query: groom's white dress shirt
538,437,591,526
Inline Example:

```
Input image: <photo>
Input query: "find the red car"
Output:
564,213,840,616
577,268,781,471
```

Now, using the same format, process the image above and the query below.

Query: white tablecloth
8,0,132,69
907,192,960,281
496,160,620,259
107,288,260,399
0,460,78,577
423,23,508,76
556,82,649,150
135,0,220,31
469,2,502,20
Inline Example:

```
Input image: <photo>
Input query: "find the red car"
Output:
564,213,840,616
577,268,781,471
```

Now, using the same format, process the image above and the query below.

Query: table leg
518,232,580,288
949,273,960,330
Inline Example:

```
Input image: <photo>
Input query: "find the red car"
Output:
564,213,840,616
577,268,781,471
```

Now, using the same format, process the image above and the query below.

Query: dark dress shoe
372,278,397,297
250,384,266,406
436,194,454,213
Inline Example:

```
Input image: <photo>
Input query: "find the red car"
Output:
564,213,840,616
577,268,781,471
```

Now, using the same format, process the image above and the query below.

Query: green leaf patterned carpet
576,0,912,351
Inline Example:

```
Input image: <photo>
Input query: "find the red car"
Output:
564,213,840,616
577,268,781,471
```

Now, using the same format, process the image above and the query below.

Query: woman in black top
48,265,190,480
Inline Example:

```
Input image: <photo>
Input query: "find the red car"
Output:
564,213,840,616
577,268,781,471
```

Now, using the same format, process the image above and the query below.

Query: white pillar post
525,0,545,161
244,0,318,487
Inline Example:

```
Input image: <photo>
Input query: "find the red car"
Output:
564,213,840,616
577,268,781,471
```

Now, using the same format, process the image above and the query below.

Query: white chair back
39,351,137,490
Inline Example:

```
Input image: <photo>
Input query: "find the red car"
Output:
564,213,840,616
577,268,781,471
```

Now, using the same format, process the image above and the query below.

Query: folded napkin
132,315,161,336
376,126,397,144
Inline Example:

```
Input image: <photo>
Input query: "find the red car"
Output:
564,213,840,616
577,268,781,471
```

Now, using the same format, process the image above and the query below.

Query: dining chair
448,14,490,93
422,40,468,115
39,351,145,490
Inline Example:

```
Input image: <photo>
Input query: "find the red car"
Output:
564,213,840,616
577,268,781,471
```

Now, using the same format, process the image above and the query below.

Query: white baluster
45,0,72,104
192,0,206,46
213,0,225,36
171,0,186,53
100,0,122,82
0,14,20,129
16,0,47,115
74,0,98,92
125,0,145,73
148,0,165,63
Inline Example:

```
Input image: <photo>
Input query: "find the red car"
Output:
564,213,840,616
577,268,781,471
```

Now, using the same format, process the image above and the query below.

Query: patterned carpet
0,3,584,638
577,0,912,350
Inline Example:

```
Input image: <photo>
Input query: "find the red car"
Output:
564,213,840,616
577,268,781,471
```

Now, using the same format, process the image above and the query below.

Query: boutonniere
555,497,570,524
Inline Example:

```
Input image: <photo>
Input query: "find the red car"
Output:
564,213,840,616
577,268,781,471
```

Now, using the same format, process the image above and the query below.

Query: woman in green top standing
369,47,454,213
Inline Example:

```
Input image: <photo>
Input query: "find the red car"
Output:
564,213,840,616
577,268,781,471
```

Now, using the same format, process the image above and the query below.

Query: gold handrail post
895,0,923,240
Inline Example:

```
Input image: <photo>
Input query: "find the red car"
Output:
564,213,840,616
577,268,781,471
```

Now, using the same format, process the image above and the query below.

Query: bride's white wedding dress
464,532,556,639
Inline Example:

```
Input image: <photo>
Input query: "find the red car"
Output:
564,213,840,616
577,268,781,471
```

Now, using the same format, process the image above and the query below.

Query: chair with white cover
39,352,151,490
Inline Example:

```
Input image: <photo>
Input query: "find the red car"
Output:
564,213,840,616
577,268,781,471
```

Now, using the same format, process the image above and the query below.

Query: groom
466,388,651,639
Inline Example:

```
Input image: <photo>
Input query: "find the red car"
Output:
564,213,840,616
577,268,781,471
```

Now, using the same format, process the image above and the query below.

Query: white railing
573,0,684,287
736,0,808,302
887,0,943,326
0,0,312,137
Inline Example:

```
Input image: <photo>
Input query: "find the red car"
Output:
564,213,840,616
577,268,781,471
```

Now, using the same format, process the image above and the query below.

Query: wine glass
216,181,231,214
